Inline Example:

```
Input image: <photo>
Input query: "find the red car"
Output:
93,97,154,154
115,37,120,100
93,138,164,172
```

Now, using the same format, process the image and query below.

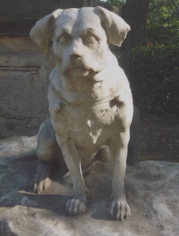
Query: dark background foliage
108,0,179,117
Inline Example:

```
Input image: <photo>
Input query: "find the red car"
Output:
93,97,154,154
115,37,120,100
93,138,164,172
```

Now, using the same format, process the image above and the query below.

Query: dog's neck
49,68,120,106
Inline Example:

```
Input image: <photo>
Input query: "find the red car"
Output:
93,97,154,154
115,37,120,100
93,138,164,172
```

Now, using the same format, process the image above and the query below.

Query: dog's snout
69,39,83,60
70,54,82,59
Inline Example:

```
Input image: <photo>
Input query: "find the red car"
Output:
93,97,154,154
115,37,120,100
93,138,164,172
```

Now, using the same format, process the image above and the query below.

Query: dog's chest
51,101,123,147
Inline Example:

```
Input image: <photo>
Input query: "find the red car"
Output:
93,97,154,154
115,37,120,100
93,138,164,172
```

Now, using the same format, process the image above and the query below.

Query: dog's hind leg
95,146,111,163
109,129,131,221
31,119,67,193
127,106,140,166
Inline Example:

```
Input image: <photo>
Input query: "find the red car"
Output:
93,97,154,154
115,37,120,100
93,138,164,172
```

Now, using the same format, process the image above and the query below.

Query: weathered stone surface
0,136,179,236
0,37,54,138
30,7,133,219
0,1,87,139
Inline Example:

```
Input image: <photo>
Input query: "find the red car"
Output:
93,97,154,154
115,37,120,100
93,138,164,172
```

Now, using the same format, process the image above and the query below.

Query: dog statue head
30,7,130,78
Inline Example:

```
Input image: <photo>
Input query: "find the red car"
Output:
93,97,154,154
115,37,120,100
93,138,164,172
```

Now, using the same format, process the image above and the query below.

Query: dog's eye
83,35,96,46
59,36,66,44
57,33,72,45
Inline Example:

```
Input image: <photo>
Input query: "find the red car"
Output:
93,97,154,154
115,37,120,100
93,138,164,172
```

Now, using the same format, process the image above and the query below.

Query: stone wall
0,37,55,138
0,0,84,138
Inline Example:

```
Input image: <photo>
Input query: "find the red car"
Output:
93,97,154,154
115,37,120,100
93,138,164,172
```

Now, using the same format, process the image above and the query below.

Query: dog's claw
110,199,131,221
66,198,86,216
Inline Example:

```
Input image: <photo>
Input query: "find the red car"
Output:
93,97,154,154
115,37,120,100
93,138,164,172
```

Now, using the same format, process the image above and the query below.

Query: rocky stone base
0,136,179,236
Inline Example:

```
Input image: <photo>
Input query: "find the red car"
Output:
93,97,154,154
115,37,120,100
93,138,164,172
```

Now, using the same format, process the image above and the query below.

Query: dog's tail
14,149,37,161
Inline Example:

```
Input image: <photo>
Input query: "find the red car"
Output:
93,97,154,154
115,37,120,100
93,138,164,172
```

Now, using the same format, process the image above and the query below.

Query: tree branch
171,0,179,16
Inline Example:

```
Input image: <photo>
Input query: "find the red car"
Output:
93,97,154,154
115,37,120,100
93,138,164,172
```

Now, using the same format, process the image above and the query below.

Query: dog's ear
94,6,130,46
30,9,63,53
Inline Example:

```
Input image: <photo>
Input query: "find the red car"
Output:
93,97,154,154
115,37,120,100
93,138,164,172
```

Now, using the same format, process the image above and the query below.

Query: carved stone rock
30,7,133,219
0,136,179,235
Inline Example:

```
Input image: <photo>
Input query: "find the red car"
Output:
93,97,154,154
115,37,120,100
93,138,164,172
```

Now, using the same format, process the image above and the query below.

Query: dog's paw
31,162,51,193
110,198,131,221
66,198,87,216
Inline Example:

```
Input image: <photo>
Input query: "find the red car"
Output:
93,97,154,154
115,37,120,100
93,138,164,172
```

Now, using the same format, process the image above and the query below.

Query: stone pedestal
0,136,178,236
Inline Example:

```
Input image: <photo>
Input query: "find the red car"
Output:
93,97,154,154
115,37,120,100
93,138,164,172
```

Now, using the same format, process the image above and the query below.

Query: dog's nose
70,54,82,59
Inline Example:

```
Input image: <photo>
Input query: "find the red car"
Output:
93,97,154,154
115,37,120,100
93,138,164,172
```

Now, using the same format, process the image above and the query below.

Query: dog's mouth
63,66,97,77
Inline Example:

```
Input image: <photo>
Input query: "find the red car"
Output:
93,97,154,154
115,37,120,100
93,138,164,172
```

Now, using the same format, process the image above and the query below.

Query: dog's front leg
56,135,87,216
109,130,131,221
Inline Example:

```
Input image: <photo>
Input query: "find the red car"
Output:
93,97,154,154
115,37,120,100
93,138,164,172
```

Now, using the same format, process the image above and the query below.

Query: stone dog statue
30,6,135,221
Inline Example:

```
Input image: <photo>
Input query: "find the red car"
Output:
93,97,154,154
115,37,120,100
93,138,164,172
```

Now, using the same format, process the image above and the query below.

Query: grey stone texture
0,0,86,138
0,136,179,236
29,6,132,219
0,0,85,138
0,37,54,138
